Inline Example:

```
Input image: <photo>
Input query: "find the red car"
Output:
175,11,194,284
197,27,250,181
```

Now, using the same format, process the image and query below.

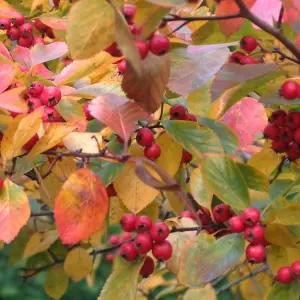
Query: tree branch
163,13,241,22
277,5,284,28
30,211,54,217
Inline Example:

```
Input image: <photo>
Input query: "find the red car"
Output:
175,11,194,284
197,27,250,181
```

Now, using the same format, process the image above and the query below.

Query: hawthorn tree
1,0,300,299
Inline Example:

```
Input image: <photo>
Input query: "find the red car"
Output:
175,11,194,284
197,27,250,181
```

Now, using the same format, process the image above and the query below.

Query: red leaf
0,86,28,113
0,179,30,243
54,168,108,244
0,42,14,93
89,94,151,143
11,45,32,68
221,97,267,148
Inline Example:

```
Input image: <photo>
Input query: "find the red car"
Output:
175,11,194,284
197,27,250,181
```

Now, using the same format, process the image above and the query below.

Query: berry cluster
279,80,300,101
136,128,161,161
276,261,300,284
104,4,170,74
264,109,300,161
229,36,260,65
0,13,55,48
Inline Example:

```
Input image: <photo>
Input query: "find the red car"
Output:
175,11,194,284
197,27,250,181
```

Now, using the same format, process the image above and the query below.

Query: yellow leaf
264,224,296,247
64,247,93,282
26,123,78,160
184,285,216,300
0,86,27,113
165,190,185,214
45,266,69,300
23,230,59,259
31,0,43,12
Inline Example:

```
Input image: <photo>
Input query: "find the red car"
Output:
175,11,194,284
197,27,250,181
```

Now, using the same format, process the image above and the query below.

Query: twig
272,48,300,64
42,155,62,179
30,211,54,217
169,20,189,36
5,157,17,176
277,5,284,29
163,13,241,22
270,157,286,184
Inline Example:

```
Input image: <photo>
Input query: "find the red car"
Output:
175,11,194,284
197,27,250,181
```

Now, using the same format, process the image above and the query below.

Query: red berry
46,27,55,39
119,241,139,261
279,126,294,143
33,37,45,45
129,24,143,36
120,232,132,242
28,82,44,98
228,216,245,233
149,34,170,56
18,36,33,48
0,178,3,191
180,210,196,220
135,40,149,60
229,51,246,64
23,134,39,151
10,111,20,118
170,104,186,120
294,129,300,143
136,128,154,147
120,214,137,232
291,261,300,279
123,4,136,24
106,184,117,197
109,235,120,245
140,256,155,278
27,97,42,113
106,253,115,262
240,36,258,53
7,26,19,41
263,124,280,140
135,215,152,233
239,56,257,65
276,266,294,284
185,113,197,122
244,224,265,245
105,43,122,57
134,233,153,254
144,143,161,160
272,139,288,153
117,60,126,74
246,244,265,264
53,0,60,7
197,208,212,225
41,86,61,107
241,207,261,227
212,204,231,223
34,18,47,32
150,222,170,243
42,107,63,122
152,240,173,261
0,18,10,30
270,109,287,126
287,143,300,161
12,13,25,26
20,23,33,37
287,111,300,129
280,80,299,100
181,149,193,163
83,103,94,121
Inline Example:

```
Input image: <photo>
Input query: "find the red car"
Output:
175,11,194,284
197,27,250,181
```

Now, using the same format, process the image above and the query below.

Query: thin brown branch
42,155,62,179
163,13,241,22
270,157,286,184
30,211,54,217
277,5,284,28
272,48,300,64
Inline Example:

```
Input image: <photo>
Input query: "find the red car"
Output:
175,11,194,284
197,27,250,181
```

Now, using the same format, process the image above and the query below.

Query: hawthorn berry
244,224,265,245
150,222,170,243
117,60,126,74
149,34,170,56
197,208,212,225
241,207,261,227
129,24,143,36
279,126,294,143
287,143,300,161
240,36,258,53
135,215,152,233
0,177,3,191
27,97,42,113
229,51,246,64
83,103,94,121
294,129,300,144
12,13,25,26
41,86,61,107
7,27,20,41
106,43,122,57
212,204,231,223
34,18,47,32
228,216,245,233
276,267,294,284
140,256,155,278
33,37,45,45
106,253,115,262
28,82,44,98
239,56,257,65
170,104,186,120
246,244,265,264
23,134,39,151
291,261,300,279
180,210,196,220
152,240,173,261
280,80,299,100
185,113,197,122
272,139,288,153
42,107,63,122
287,111,300,129
181,149,193,164
109,235,120,245
106,184,117,197
135,40,149,60
144,143,161,160
123,4,136,24
20,23,33,37
270,109,287,126
120,214,137,232
18,36,33,48
120,232,132,242
0,18,10,30
119,241,139,261
263,124,280,140
136,128,154,147
134,233,153,254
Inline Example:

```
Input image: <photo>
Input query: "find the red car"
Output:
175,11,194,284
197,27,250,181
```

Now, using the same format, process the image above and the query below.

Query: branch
272,48,300,64
270,157,286,184
277,5,284,28
30,211,54,217
42,155,62,179
163,13,241,22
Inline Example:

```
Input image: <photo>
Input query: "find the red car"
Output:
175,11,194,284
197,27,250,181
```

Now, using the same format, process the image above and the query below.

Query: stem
272,48,300,64
163,13,241,22
277,5,284,29
42,155,61,179
30,211,54,217
270,157,286,184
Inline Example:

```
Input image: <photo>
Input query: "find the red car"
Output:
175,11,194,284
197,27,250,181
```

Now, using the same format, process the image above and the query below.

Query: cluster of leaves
1,0,300,299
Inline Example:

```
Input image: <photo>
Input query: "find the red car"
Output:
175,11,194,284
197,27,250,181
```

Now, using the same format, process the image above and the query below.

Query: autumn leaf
0,86,27,114
54,168,108,244
0,42,15,94
0,0,20,18
45,266,69,300
0,179,30,243
39,16,68,30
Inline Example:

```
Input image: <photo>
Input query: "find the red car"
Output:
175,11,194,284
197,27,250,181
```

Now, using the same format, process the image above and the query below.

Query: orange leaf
0,0,19,18
216,0,257,35
0,86,27,114
54,168,108,244
0,179,30,243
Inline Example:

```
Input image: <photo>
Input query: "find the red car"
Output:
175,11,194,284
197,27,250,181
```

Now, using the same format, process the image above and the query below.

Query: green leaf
66,0,122,59
268,282,300,300
269,180,292,202
146,0,190,7
274,204,300,226
199,117,239,155
200,155,250,210
236,162,270,192
98,256,144,300
162,120,223,159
